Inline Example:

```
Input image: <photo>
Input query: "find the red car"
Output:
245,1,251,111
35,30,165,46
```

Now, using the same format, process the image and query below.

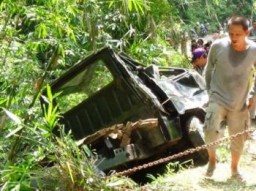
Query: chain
112,128,254,177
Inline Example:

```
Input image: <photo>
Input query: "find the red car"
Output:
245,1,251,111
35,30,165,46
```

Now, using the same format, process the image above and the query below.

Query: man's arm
248,66,256,109
203,44,216,91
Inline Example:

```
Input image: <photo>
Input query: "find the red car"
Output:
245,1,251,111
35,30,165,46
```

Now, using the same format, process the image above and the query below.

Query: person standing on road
249,19,256,37
191,47,207,75
204,40,212,54
203,15,256,182
197,38,204,48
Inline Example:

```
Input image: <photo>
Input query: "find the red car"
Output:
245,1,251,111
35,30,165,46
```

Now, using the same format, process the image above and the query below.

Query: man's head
197,38,204,46
192,48,207,68
227,16,249,50
228,16,249,30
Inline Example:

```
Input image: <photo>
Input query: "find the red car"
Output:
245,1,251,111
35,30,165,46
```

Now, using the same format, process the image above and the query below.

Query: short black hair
227,16,249,31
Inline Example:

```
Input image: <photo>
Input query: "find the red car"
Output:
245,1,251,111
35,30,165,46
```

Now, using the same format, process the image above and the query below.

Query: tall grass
0,85,113,190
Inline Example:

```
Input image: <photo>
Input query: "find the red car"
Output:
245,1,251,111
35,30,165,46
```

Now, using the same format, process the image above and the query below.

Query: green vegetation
0,0,255,190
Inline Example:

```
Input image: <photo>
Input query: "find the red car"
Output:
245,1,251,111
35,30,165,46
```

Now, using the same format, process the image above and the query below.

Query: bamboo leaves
109,0,150,14
41,84,60,133
3,108,23,138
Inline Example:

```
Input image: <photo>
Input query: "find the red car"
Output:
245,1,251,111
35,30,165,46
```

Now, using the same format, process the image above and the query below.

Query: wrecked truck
43,47,209,173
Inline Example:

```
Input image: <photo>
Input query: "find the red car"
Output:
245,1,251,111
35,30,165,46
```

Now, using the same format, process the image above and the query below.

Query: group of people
191,15,256,183
191,38,212,75
189,22,209,39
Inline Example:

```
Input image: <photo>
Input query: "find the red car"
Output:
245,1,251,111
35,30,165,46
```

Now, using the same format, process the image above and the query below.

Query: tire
186,116,209,165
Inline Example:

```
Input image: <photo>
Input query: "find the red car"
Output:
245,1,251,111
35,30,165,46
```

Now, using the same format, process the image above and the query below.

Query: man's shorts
204,102,249,154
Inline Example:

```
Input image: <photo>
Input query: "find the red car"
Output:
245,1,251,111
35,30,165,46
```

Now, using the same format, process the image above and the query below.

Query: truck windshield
55,60,113,112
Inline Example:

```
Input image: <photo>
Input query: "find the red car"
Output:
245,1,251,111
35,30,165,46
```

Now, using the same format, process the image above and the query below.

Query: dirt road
143,135,256,191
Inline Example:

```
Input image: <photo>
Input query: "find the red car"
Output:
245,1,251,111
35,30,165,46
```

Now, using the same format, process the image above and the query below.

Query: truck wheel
186,116,208,165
